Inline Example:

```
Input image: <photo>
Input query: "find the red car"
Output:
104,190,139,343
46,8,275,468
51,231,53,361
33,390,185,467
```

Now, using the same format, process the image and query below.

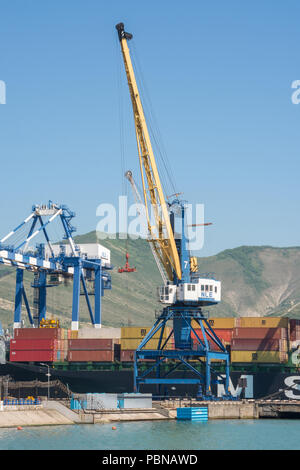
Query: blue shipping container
177,407,208,422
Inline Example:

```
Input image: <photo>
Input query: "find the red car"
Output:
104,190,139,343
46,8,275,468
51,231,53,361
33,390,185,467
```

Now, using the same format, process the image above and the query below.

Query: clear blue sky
0,0,299,256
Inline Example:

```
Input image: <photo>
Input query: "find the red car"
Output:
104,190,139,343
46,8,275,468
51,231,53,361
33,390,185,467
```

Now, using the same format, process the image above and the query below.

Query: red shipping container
232,328,287,340
231,338,281,351
120,350,155,362
14,328,61,340
192,340,226,352
289,321,300,341
10,350,54,362
191,328,232,348
10,339,58,351
67,350,114,362
191,328,232,343
68,338,114,351
121,350,135,361
289,319,300,330
211,329,233,342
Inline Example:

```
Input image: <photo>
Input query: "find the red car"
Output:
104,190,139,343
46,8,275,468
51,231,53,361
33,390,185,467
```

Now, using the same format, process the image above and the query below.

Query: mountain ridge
1,232,300,329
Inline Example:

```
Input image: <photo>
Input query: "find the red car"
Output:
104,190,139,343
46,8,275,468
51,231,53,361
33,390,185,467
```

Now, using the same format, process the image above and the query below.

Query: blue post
22,288,34,326
80,273,95,325
206,353,211,396
14,269,23,328
225,354,230,395
71,262,81,330
94,262,102,328
133,350,138,392
38,271,47,323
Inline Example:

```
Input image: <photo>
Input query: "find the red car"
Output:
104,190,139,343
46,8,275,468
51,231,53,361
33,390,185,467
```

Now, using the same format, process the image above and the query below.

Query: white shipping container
86,393,119,410
118,393,152,409
78,327,121,339
0,339,5,365
45,243,110,267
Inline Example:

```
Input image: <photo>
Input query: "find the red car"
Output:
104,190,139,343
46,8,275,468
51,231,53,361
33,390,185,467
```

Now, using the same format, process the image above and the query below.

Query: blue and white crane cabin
158,279,221,305
0,202,112,331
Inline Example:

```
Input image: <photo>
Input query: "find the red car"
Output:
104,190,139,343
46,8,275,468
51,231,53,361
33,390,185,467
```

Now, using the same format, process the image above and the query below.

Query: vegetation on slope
1,234,300,330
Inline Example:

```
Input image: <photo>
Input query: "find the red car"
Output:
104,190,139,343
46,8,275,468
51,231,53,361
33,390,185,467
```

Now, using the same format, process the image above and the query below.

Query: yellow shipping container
191,317,236,330
236,317,288,329
121,338,172,350
231,350,288,363
121,327,171,340
67,330,79,339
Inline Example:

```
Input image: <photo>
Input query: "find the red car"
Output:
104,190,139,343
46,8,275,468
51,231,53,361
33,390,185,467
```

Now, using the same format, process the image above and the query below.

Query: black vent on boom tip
115,22,133,41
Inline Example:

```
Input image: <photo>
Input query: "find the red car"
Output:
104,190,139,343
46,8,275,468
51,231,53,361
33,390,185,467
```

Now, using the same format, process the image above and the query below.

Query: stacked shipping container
190,318,234,352
231,317,289,363
120,326,172,362
10,328,120,362
10,328,72,362
8,318,300,366
67,338,118,362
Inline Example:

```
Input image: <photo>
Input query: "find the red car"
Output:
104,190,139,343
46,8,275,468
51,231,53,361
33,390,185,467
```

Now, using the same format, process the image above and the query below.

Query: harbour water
1,419,300,450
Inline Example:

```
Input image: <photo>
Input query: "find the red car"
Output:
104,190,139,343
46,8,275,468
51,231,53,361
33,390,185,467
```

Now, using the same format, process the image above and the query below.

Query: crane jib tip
115,23,133,41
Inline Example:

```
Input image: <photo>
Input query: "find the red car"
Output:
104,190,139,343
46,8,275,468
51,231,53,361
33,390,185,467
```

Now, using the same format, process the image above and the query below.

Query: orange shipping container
67,350,114,362
68,338,114,350
232,327,287,340
231,338,287,351
120,350,155,362
191,328,233,343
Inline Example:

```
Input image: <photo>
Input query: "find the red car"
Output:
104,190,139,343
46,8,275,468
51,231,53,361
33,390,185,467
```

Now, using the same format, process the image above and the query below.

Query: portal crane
116,23,231,399
0,202,112,330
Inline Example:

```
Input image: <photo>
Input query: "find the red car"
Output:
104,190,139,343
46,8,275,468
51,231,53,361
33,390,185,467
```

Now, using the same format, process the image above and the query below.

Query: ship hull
1,362,300,400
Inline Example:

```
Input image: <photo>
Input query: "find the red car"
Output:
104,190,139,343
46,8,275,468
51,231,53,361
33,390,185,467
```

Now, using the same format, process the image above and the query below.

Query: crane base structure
133,306,231,399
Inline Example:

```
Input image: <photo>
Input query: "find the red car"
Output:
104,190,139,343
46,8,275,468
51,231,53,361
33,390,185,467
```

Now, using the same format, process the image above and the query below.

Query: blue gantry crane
0,201,112,330
116,22,232,399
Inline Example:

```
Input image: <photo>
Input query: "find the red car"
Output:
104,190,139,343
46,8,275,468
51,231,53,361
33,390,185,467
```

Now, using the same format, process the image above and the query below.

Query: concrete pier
0,403,75,427
1,399,300,427
256,400,300,418
160,398,300,419
159,399,259,419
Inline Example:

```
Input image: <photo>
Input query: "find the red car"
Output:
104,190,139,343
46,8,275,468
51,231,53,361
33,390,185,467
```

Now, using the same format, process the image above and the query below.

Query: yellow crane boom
116,22,181,281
